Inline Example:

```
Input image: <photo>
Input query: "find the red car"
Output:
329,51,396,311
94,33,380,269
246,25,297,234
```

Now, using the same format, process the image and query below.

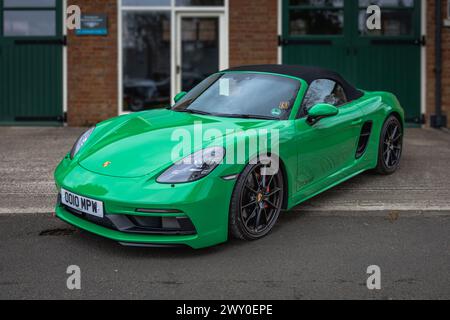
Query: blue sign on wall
76,14,108,36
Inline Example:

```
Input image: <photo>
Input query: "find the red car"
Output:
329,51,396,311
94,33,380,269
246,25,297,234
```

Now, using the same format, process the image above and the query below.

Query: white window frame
118,0,229,115
175,11,227,94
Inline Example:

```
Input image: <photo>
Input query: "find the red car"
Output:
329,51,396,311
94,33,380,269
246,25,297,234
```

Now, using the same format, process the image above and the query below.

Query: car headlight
70,127,95,159
157,146,225,184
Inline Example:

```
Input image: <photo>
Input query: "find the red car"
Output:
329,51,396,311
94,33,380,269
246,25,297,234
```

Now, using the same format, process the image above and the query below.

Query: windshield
172,72,301,120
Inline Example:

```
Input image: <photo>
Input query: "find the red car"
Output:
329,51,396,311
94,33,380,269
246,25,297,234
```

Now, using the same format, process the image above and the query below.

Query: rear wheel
375,115,403,175
229,161,284,241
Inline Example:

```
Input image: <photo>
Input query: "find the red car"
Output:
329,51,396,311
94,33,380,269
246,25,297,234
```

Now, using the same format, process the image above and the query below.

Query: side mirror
174,91,187,103
307,103,339,125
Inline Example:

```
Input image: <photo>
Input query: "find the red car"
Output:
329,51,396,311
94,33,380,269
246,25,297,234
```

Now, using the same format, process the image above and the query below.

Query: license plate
61,188,104,218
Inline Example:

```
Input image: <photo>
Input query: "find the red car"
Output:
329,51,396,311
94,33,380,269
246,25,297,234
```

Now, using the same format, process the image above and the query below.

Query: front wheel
229,161,284,241
375,115,403,175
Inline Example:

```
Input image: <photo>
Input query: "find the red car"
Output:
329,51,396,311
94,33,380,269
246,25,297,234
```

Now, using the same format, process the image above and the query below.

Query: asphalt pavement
0,213,448,300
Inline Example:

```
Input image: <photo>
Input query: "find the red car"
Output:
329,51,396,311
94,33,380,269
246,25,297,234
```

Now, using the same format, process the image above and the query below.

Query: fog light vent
125,215,197,235
135,208,182,214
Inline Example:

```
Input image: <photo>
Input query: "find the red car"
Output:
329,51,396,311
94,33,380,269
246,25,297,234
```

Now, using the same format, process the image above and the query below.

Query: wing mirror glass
307,103,339,125
174,91,187,104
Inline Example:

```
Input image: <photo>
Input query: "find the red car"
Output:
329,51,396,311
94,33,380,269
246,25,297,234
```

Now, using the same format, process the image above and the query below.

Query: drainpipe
432,0,447,128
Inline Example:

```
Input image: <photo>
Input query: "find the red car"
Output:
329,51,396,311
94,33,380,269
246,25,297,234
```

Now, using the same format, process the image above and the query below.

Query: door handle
351,119,363,126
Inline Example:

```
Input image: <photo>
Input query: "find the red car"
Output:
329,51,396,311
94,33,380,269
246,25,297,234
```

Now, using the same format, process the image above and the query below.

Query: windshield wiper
224,114,278,120
178,109,213,116
175,109,277,120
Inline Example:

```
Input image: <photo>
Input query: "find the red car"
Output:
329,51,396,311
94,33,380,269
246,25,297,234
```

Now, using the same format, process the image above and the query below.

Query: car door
295,79,364,199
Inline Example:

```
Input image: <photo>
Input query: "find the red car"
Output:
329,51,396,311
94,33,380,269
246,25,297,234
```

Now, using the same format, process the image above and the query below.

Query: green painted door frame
0,0,64,126
282,0,422,125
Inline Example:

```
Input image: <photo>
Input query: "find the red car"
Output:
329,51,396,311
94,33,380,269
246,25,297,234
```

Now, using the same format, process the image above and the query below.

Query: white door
175,12,227,95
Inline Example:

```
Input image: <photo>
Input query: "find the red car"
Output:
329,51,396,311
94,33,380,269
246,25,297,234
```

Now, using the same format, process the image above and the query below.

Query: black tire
375,115,403,175
229,160,284,241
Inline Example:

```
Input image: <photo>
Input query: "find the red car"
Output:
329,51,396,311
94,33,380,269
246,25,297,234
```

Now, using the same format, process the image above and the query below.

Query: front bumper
54,162,237,249
56,205,201,248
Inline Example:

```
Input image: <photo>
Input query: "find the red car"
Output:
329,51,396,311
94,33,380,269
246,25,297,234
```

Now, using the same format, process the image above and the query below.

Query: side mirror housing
307,103,339,125
174,91,187,103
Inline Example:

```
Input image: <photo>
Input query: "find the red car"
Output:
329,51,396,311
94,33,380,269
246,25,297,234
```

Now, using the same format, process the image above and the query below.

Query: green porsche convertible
54,65,404,249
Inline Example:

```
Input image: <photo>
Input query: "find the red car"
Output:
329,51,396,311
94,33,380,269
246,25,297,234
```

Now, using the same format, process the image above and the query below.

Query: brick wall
229,0,278,67
67,0,118,127
426,0,450,127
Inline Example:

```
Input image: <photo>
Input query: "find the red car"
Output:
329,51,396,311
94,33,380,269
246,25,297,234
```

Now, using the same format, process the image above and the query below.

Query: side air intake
356,121,373,159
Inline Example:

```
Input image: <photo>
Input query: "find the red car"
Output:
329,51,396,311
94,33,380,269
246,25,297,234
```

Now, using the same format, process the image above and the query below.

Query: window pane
122,0,171,6
122,12,171,112
181,17,219,91
4,0,55,7
289,10,344,35
302,79,343,112
176,0,224,6
289,0,343,7
359,9,413,35
4,11,56,36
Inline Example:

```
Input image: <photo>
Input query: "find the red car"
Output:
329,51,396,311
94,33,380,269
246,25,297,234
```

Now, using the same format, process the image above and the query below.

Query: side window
300,79,347,117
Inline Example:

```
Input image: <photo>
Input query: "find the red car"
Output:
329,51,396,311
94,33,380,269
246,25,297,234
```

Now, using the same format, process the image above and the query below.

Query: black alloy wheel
376,115,403,175
230,161,284,240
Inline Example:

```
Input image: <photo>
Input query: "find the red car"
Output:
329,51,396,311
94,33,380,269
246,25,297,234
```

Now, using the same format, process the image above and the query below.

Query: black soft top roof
223,64,363,101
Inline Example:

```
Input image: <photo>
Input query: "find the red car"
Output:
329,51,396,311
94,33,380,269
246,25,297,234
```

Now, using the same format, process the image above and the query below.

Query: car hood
78,109,274,178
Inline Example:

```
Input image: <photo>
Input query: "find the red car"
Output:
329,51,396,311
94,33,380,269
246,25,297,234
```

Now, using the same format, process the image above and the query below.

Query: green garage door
282,0,422,124
0,0,63,125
